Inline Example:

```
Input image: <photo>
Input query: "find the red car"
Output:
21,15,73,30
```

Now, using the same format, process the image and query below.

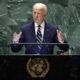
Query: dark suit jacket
11,21,69,54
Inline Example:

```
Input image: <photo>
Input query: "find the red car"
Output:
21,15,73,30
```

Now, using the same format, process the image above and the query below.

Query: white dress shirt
34,21,45,41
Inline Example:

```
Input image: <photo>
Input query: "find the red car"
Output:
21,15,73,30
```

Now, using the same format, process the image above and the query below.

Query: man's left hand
57,30,64,43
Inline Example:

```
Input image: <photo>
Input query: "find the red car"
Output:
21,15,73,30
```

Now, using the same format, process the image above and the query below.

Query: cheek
39,16,44,20
33,15,37,20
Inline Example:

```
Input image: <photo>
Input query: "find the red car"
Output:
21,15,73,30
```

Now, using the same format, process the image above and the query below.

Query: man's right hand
12,32,22,43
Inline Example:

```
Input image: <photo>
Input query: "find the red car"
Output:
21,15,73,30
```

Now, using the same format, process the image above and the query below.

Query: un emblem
26,58,50,78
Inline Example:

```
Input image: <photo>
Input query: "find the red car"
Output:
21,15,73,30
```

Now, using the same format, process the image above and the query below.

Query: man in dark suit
11,3,69,54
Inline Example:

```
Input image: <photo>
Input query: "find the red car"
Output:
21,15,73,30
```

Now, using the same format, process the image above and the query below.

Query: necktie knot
38,25,41,28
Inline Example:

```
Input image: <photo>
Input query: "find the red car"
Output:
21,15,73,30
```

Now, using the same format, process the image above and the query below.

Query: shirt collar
34,21,45,29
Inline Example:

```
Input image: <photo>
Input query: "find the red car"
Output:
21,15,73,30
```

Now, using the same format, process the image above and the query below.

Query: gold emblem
26,58,50,78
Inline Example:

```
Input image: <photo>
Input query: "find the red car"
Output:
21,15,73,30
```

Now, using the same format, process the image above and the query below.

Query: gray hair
33,3,47,14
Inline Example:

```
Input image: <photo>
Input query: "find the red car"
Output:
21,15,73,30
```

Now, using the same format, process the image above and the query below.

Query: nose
35,13,38,17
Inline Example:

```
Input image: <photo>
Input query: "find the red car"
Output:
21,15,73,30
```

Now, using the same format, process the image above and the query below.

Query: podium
0,54,79,80
0,42,69,54
0,43,79,80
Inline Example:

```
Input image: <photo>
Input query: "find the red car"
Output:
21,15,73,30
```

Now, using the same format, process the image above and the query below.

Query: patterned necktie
36,25,42,51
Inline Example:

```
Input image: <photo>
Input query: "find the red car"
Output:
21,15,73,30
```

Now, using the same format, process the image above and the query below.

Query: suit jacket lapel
30,22,36,42
43,22,50,43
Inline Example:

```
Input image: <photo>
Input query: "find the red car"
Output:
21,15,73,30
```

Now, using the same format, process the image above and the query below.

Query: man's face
32,8,46,24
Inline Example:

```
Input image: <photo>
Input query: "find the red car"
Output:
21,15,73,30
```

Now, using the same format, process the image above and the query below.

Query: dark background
0,55,79,80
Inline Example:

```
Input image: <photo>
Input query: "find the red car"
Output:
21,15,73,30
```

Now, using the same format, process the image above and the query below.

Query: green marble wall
0,0,80,54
